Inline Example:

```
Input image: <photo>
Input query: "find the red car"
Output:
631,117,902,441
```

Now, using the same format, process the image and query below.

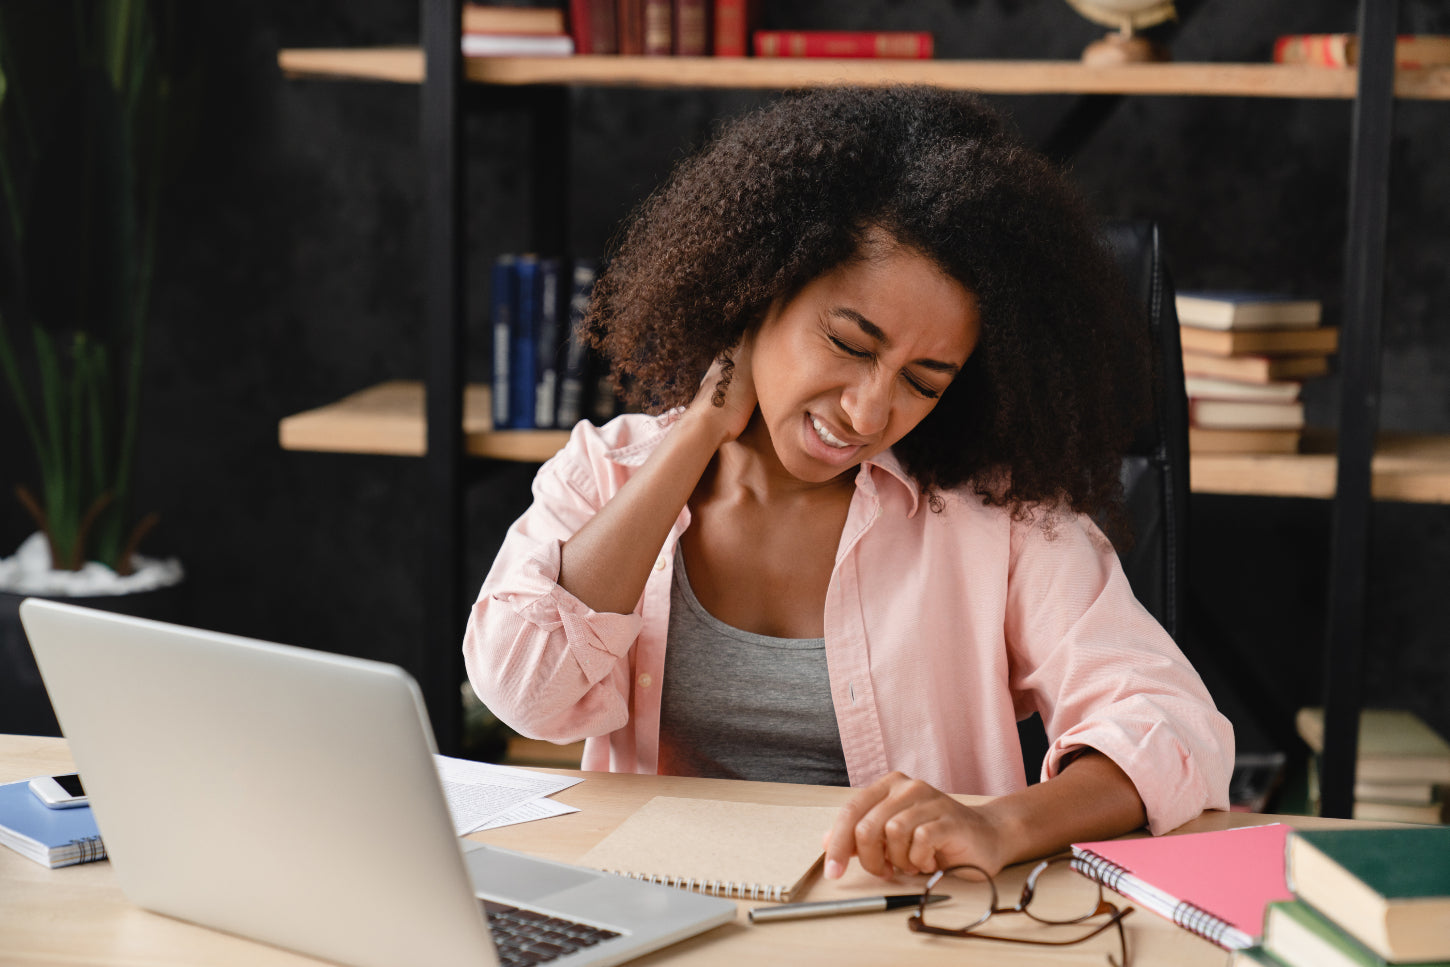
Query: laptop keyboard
482,900,622,966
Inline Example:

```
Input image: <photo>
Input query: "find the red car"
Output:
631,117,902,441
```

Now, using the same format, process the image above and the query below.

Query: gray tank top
657,545,850,786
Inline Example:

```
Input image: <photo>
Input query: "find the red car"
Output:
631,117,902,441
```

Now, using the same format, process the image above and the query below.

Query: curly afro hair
584,85,1151,529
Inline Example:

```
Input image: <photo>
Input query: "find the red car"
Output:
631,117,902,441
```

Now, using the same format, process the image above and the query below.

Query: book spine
534,258,562,429
712,0,752,56
567,0,594,54
602,869,788,901
1274,33,1450,68
591,0,619,54
556,261,596,428
54,834,107,868
462,4,566,35
752,31,934,59
1273,34,1355,67
642,0,672,55
618,0,644,55
569,0,619,54
461,34,576,57
511,256,540,429
490,255,517,428
672,0,708,56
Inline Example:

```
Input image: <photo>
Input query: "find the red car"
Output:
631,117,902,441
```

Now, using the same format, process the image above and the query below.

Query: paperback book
1175,291,1322,331
0,779,107,869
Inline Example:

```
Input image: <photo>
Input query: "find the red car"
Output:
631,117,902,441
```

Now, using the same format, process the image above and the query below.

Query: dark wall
2,0,1447,750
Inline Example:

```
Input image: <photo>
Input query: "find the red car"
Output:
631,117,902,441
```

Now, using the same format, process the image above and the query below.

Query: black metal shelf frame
416,0,1401,810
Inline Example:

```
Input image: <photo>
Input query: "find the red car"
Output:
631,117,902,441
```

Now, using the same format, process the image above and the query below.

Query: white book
1176,291,1322,330
1185,376,1302,403
462,33,575,57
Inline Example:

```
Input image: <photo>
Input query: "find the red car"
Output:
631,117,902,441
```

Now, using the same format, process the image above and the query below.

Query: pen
748,893,949,923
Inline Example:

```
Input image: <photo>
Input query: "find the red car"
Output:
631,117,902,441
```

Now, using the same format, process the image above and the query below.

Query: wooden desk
0,734,1347,966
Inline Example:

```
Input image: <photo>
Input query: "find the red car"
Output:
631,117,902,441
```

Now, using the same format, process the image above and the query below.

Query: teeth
811,416,849,448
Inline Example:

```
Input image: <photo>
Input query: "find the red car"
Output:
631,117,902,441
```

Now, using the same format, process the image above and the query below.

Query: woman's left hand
821,771,1009,881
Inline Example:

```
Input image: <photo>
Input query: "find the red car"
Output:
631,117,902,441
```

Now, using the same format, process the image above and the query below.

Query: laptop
20,598,735,967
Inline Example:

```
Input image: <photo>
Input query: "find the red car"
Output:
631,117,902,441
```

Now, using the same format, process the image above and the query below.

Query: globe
1064,0,1177,63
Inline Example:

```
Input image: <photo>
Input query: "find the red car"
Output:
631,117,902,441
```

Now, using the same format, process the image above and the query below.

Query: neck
705,413,857,506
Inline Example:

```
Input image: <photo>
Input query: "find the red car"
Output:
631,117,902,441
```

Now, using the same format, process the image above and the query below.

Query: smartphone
29,773,88,809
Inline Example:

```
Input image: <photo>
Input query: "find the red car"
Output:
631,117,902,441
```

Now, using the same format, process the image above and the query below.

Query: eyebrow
830,307,962,376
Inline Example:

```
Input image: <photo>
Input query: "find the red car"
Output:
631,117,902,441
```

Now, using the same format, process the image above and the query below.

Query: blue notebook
0,779,107,868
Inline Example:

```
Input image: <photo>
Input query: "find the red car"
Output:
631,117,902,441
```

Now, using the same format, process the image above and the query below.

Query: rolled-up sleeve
463,423,645,743
1005,514,1235,834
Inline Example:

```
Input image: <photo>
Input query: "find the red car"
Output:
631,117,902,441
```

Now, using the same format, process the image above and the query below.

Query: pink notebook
1070,823,1294,949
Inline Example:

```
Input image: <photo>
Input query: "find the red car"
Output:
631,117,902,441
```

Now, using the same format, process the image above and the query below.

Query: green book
1264,900,1450,967
1230,946,1290,967
1286,827,1450,963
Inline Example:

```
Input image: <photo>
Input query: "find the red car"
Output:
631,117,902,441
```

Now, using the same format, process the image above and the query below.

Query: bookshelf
278,383,1450,504
278,47,1450,100
277,2,1430,812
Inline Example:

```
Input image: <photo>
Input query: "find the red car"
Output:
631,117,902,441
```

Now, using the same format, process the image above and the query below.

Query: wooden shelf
1190,432,1450,503
283,384,1450,502
277,48,1450,100
279,380,570,463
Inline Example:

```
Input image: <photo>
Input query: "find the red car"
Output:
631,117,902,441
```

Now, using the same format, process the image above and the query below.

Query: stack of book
1298,707,1450,824
466,0,932,59
1176,291,1335,455
1234,826,1450,967
462,4,576,57
490,254,619,432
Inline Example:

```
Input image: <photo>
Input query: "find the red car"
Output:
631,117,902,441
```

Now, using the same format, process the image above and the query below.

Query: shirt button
654,556,666,571
638,673,653,688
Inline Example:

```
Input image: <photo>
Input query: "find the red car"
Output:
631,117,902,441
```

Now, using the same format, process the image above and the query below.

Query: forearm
979,750,1147,868
558,409,727,615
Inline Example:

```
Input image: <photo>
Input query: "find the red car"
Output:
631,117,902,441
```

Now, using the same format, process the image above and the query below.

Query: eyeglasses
908,854,1133,967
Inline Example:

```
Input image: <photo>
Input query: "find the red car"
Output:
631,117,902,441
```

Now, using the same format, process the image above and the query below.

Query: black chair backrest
1100,220,1190,642
1017,220,1190,780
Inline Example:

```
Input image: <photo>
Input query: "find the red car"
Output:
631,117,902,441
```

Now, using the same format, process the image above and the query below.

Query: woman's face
749,236,981,485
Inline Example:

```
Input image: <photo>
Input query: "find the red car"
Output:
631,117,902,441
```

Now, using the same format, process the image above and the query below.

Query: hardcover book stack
490,255,619,432
1232,826,1450,967
1176,291,1335,455
462,4,576,57
557,0,931,59
1298,707,1450,825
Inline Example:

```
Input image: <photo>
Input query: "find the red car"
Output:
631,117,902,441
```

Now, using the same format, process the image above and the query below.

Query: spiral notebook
1071,823,1294,950
0,779,107,869
579,796,838,902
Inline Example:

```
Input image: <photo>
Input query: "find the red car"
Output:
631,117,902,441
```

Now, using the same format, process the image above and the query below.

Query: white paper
472,796,579,832
434,754,582,836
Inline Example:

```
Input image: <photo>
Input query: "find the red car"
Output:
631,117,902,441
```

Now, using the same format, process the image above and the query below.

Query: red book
672,0,708,56
567,0,618,55
1273,33,1450,68
642,0,672,56
752,30,934,59
617,0,643,55
712,0,758,57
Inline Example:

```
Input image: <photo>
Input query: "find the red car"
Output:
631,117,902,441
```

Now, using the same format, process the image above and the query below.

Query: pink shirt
464,413,1234,835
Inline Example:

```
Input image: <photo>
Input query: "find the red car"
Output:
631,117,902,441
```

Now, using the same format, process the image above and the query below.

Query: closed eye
829,335,871,359
831,334,941,399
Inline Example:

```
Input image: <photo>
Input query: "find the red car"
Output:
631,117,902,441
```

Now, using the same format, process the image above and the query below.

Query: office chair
1018,219,1191,778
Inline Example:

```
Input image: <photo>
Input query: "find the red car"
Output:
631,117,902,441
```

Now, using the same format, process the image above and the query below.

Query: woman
464,86,1233,882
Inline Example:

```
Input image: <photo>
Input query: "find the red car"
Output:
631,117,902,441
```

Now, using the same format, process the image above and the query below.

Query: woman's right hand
686,335,758,446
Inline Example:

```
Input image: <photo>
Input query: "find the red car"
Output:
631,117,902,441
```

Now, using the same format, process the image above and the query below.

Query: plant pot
0,583,185,737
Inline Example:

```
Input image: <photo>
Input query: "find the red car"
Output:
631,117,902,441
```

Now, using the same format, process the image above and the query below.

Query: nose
840,370,892,437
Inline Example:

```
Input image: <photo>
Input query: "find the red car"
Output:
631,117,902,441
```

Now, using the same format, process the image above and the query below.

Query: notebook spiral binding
1071,851,1234,947
1172,899,1230,946
1070,852,1129,894
605,870,787,901
67,835,106,865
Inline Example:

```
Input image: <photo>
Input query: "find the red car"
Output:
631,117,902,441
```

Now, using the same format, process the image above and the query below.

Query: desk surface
0,734,1348,966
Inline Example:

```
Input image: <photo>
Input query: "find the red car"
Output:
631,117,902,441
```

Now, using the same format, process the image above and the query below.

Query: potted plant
0,2,193,733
